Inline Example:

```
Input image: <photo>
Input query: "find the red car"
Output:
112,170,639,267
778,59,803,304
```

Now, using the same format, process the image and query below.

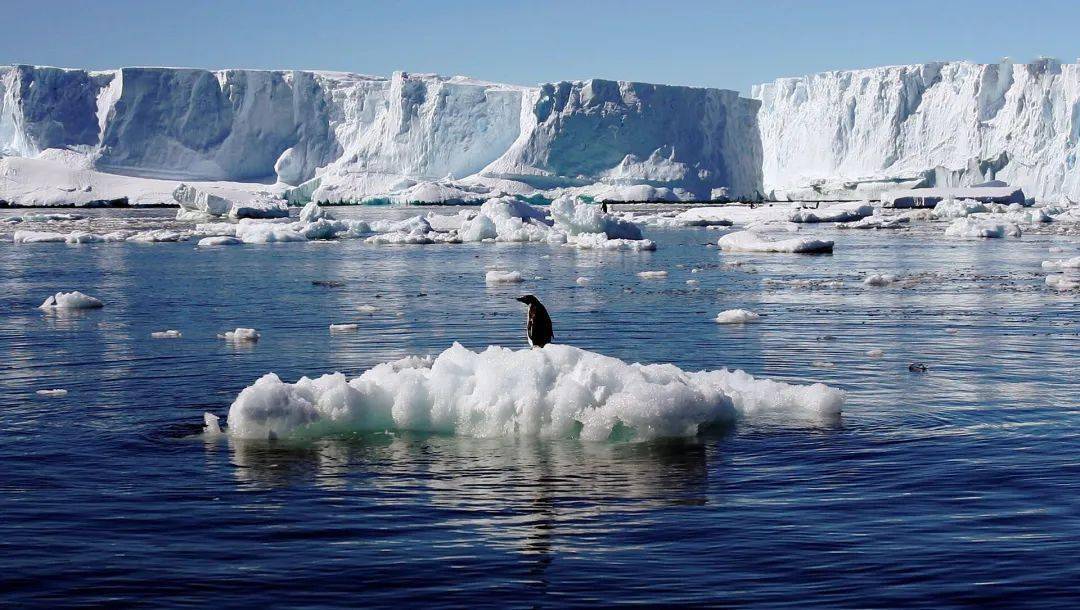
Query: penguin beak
515,296,528,303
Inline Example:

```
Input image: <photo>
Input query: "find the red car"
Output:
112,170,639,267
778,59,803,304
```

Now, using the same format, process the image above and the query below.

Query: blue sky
4,0,1079,93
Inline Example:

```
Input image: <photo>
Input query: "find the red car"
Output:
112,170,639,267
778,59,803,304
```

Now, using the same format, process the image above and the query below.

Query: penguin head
516,295,539,305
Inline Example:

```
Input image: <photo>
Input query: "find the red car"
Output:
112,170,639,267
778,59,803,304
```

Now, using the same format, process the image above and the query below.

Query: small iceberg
39,291,103,309
718,231,834,254
715,309,760,324
219,328,260,342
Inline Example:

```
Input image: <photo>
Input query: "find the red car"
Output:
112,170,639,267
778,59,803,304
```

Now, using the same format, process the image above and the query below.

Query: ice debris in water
1042,257,1080,270
715,309,761,324
356,305,379,314
299,202,334,223
867,349,885,358
718,230,834,254
39,291,103,309
1046,275,1080,291
485,270,524,283
222,343,845,441
203,413,222,436
329,323,359,332
197,236,243,247
575,277,590,286
943,218,1022,238
863,274,898,287
219,328,259,342
36,389,68,397
151,330,182,339
636,270,668,279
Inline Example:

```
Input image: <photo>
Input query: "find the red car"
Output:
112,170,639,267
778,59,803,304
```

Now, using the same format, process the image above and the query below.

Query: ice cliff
752,59,1080,202
0,64,763,205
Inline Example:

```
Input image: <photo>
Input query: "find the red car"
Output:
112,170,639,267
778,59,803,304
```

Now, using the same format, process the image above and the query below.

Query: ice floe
717,230,834,254
39,291,103,309
151,330,182,339
944,218,1022,238
485,270,525,283
715,309,761,324
221,343,845,441
220,328,260,342
36,389,68,397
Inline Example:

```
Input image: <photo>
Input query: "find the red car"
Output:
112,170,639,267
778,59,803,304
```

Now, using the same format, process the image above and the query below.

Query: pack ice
0,65,763,206
222,343,844,441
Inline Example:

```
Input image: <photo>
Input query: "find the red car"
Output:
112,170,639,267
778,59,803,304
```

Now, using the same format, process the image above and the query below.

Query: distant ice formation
221,343,844,441
0,65,763,206
753,59,1080,202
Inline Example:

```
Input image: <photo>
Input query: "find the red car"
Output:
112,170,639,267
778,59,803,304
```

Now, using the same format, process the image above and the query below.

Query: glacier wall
0,64,763,203
752,59,1080,202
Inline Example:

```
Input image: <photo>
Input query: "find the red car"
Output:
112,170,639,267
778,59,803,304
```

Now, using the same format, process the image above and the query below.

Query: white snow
715,309,761,324
39,291,103,309
485,270,525,284
222,342,844,441
717,230,834,254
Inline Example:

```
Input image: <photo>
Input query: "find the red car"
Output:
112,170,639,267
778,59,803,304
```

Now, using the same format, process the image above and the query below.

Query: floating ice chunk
65,231,107,244
867,349,885,358
932,198,989,219
637,270,668,279
203,412,222,435
811,361,836,368
299,201,334,222
151,330,182,338
39,291,103,309
330,323,359,332
863,274,898,287
6,213,84,223
686,279,700,286
837,215,910,230
570,233,656,251
715,309,760,324
173,183,234,216
197,236,243,247
1042,257,1080,270
14,230,67,243
549,196,643,239
789,201,873,223
234,221,307,244
356,305,379,314
36,389,68,397
486,270,525,283
219,328,259,342
717,230,833,254
1046,275,1080,291
223,343,845,441
576,277,590,286
127,229,187,243
944,218,1022,238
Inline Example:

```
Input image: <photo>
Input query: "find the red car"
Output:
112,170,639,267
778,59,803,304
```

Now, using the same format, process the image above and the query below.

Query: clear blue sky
4,0,1079,93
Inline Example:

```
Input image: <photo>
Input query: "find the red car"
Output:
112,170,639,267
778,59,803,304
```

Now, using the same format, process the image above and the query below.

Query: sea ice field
1,200,1079,607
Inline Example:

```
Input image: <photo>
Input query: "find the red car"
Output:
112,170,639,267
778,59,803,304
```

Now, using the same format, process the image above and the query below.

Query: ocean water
2,207,1079,607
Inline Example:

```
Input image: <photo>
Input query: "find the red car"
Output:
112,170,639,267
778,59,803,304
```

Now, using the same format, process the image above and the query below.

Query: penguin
515,295,554,348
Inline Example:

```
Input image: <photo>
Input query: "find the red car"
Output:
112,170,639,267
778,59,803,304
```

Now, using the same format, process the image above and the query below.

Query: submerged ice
222,343,845,441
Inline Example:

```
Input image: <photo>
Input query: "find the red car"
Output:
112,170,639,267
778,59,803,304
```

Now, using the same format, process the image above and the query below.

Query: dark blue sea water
2,207,1078,607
